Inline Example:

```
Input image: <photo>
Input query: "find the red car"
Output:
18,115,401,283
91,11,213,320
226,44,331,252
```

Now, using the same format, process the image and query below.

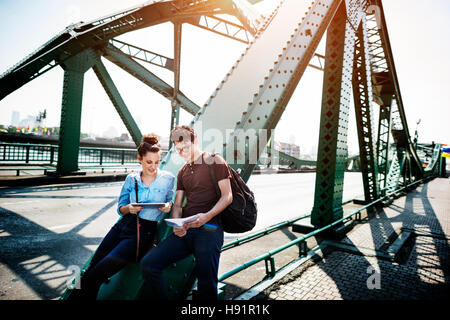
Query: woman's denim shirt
117,170,175,221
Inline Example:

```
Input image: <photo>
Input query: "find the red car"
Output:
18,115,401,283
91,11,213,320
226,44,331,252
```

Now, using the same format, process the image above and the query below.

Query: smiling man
140,125,232,300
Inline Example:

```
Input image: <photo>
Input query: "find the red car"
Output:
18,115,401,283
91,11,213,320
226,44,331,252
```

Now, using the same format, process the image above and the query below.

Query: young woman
72,134,175,300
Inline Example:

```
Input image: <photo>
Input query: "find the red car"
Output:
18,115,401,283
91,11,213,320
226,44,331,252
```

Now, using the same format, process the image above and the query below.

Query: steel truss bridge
1,0,447,300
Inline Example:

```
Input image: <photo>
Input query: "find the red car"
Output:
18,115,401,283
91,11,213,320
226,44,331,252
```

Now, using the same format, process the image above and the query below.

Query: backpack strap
134,178,140,261
204,153,221,198
204,153,225,227
134,178,139,203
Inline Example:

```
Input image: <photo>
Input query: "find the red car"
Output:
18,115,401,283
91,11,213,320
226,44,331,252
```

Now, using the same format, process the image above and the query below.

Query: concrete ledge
233,244,329,300
386,230,413,256
321,229,414,262
321,240,394,260
291,218,355,240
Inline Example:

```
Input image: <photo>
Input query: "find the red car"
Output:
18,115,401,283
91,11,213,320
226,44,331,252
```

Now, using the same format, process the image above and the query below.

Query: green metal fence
0,143,140,165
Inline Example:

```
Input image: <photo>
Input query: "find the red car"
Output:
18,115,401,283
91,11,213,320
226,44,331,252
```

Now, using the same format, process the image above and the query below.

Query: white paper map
164,216,197,228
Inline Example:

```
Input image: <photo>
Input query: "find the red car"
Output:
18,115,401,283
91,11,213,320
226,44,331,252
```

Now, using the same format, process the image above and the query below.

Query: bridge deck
254,177,450,300
0,176,448,300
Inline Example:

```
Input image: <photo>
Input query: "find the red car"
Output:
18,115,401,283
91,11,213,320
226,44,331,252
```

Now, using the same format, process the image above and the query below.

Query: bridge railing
1,143,57,164
0,142,144,165
218,177,429,282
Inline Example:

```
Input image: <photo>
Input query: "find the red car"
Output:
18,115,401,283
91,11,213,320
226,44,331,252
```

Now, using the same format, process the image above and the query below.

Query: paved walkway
260,177,450,300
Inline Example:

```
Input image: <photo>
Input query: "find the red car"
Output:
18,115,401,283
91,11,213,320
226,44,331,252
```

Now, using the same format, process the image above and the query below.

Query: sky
0,0,449,156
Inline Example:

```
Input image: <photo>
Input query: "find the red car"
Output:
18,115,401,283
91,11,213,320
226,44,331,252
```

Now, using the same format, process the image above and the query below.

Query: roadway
0,172,363,299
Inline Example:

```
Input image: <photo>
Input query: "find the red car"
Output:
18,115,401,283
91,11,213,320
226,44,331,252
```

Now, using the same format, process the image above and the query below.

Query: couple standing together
74,125,232,300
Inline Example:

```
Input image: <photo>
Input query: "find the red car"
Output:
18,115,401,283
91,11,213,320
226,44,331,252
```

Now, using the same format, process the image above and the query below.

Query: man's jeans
140,224,224,300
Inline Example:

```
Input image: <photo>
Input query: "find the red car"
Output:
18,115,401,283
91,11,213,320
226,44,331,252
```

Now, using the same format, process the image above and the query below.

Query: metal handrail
221,214,311,251
0,165,141,176
0,142,140,165
218,178,427,282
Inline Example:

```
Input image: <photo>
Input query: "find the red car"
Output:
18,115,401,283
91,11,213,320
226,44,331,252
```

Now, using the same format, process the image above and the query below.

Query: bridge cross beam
92,58,143,146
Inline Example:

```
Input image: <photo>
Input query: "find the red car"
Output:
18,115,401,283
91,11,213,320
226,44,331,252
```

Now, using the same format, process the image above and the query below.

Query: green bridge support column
56,50,97,175
311,2,358,227
440,155,447,178
376,95,392,195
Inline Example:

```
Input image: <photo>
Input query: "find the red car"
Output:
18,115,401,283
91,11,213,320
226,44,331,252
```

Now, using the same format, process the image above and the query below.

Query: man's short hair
170,125,196,143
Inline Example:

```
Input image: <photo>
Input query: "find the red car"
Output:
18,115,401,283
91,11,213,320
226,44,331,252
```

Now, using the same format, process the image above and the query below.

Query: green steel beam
92,57,142,146
0,1,231,101
108,39,175,71
423,143,442,175
186,15,252,44
184,0,264,39
368,0,423,179
311,1,361,227
217,0,342,182
56,50,97,175
376,95,392,195
352,18,379,202
101,46,200,116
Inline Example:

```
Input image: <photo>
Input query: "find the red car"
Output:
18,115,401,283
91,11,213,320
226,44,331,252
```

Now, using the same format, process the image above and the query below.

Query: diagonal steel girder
0,0,246,101
92,58,143,146
367,0,423,179
376,94,392,194
352,14,379,203
226,0,343,182
108,39,175,71
186,15,253,44
101,46,200,115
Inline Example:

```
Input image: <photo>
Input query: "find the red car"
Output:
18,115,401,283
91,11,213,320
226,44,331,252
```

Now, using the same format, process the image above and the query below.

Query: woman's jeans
79,214,157,299
140,225,224,300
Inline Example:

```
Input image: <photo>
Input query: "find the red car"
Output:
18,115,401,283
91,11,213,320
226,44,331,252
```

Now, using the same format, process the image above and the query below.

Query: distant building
278,141,300,159
11,111,20,126
119,133,130,141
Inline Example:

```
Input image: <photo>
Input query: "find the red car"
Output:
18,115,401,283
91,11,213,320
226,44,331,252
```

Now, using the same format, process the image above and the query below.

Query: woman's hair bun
142,134,159,145
138,133,161,157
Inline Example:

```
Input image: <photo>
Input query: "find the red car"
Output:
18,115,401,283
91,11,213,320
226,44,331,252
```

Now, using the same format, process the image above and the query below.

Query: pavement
245,177,450,300
0,171,448,300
